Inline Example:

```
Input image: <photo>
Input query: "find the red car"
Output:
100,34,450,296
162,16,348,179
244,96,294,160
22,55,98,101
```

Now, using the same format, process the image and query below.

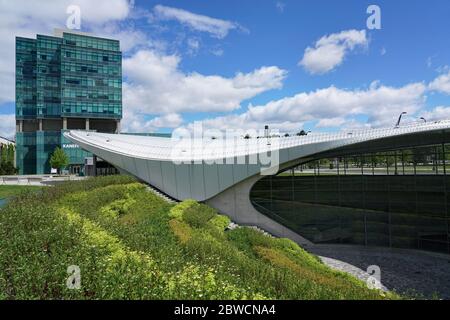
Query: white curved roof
67,121,450,160
0,136,14,145
64,120,450,201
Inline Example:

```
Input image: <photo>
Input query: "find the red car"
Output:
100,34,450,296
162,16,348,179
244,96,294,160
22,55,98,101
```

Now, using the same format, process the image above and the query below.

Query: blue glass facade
16,31,122,174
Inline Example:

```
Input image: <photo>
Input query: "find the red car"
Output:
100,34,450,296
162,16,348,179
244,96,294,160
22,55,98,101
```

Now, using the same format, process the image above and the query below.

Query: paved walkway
0,175,86,186
308,244,450,299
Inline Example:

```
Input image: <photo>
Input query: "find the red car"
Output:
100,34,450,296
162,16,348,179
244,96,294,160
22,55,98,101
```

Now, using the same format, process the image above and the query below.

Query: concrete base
206,175,312,248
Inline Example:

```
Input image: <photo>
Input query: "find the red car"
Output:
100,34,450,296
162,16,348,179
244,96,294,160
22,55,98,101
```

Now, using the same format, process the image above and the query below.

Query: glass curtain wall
251,143,450,253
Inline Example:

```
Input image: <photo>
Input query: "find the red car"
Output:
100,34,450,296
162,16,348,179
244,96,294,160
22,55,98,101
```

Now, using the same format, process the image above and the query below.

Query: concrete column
93,155,97,176
16,120,23,133
38,119,43,131
85,118,90,130
63,117,67,130
206,175,312,248
14,145,16,169
116,120,121,134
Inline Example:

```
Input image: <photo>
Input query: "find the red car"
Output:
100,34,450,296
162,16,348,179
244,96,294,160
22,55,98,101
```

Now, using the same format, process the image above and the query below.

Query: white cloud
186,38,200,56
181,81,427,133
0,114,16,139
182,113,303,134
276,2,286,13
152,5,243,39
316,117,347,128
148,113,183,128
0,0,134,106
91,23,163,53
3,2,449,138
299,29,368,74
421,106,450,121
122,111,183,132
123,50,287,114
210,48,224,56
246,82,425,127
429,70,450,94
1,0,130,26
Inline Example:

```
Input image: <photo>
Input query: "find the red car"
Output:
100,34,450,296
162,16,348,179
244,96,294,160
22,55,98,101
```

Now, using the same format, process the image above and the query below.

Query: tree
7,144,14,163
0,161,16,175
1,145,7,164
0,144,16,175
50,147,69,174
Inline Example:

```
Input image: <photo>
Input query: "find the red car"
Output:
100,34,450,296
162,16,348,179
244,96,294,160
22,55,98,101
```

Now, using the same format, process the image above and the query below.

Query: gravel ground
307,244,450,299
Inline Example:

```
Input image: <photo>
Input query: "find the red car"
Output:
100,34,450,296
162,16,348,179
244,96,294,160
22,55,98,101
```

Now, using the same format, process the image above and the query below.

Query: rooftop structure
65,120,450,253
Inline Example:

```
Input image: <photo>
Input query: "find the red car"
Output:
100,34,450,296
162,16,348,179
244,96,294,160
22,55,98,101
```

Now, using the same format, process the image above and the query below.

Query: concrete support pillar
16,120,23,133
93,155,97,176
206,175,312,248
86,118,90,131
14,145,16,169
63,117,67,130
38,119,43,131
116,120,121,134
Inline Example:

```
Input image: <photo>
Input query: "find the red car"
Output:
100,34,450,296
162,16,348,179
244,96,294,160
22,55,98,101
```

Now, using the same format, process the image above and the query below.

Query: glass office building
15,30,122,174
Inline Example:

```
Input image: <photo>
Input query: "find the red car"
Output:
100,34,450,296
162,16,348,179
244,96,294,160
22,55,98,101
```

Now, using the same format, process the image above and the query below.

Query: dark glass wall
251,143,450,253
16,37,37,119
61,32,122,119
36,35,62,118
15,132,37,174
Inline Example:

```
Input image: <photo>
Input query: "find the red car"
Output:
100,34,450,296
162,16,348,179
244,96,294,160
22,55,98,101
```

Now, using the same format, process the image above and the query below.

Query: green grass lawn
0,176,399,300
0,185,42,199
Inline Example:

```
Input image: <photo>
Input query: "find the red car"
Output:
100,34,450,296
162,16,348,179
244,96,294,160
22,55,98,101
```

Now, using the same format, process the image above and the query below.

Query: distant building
0,136,14,147
15,29,122,175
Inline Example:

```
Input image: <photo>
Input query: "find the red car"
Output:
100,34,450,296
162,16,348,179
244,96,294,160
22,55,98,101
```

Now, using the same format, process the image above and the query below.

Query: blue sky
1,0,450,137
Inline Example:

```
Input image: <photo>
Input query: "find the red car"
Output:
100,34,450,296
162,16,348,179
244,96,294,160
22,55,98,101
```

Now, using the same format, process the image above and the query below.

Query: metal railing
0,175,84,185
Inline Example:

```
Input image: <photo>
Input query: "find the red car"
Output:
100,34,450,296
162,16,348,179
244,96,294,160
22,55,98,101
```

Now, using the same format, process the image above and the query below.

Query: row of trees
0,145,69,176
305,147,448,170
0,144,16,175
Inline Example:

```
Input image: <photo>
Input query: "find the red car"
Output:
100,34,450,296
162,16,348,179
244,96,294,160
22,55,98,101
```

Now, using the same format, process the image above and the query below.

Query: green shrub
169,219,192,244
209,214,231,231
100,193,137,219
0,185,42,199
168,199,197,220
0,176,398,300
181,202,216,228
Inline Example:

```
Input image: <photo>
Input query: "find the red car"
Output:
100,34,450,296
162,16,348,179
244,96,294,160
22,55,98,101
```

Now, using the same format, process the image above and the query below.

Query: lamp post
420,117,427,123
264,125,269,138
395,112,407,128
